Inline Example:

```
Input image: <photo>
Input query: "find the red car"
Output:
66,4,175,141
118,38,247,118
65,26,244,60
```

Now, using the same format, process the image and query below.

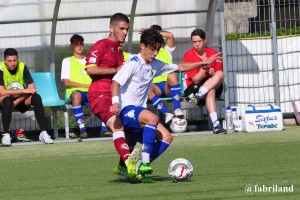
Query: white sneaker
164,112,174,125
39,131,54,144
174,108,184,118
1,133,11,146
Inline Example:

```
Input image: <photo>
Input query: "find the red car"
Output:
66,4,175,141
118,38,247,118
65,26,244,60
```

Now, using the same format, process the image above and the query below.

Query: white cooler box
242,104,283,132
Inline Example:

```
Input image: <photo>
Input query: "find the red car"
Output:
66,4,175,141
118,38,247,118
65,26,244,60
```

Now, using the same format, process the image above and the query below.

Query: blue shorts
70,90,89,107
154,82,167,97
120,105,146,141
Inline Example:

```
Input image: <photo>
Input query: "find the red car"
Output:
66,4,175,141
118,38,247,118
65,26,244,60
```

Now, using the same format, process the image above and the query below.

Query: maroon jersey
86,38,124,99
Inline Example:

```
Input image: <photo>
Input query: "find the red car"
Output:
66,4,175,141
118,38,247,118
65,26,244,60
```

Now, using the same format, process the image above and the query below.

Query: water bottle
231,107,238,132
225,106,233,132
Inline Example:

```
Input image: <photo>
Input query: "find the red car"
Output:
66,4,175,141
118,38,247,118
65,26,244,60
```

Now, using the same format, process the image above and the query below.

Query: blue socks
150,139,170,162
142,124,157,163
170,84,181,109
72,105,86,132
150,95,169,114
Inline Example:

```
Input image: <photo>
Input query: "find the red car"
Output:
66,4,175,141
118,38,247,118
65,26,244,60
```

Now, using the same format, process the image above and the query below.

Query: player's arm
63,79,90,88
160,30,175,48
177,52,222,72
85,64,118,76
0,85,35,97
110,80,121,115
11,82,35,107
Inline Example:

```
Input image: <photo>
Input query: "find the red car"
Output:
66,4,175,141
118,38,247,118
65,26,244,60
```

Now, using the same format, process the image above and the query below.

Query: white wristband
112,96,120,104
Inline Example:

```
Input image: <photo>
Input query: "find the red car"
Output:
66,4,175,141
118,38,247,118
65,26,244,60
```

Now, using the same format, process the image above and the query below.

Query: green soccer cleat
113,165,128,177
128,173,154,184
125,148,141,176
138,163,153,176
139,177,155,183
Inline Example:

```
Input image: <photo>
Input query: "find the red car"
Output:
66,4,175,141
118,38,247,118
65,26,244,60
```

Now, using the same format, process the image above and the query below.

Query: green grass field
1,126,300,200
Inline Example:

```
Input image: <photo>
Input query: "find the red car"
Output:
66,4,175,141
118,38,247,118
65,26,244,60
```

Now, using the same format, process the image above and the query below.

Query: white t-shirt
164,44,175,61
61,56,86,80
113,53,178,109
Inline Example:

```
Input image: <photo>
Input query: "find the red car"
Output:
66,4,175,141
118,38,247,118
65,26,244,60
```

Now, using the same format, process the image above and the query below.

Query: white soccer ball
7,82,24,98
169,117,188,133
7,82,24,90
168,158,193,182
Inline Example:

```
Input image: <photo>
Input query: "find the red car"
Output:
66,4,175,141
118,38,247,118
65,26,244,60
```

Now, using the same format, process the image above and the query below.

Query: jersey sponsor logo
90,50,98,57
142,144,148,151
129,56,139,62
124,109,136,119
89,57,96,63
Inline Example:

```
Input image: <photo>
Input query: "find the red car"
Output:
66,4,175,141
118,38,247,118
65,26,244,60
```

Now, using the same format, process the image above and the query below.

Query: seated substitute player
146,25,184,125
183,28,227,134
61,34,91,139
110,28,222,179
0,48,54,146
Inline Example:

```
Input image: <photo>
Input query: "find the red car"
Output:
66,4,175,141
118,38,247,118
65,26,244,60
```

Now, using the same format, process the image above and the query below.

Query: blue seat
31,72,70,139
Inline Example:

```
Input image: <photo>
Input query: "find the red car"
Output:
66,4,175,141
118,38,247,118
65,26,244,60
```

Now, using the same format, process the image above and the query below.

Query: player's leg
0,96,13,146
113,136,137,177
70,91,88,139
137,108,161,175
148,83,173,124
205,85,227,134
191,71,225,104
26,94,54,143
150,123,173,162
165,72,184,118
92,96,140,180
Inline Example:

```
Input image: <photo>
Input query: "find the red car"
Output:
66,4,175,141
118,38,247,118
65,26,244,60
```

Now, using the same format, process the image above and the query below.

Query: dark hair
140,28,164,50
191,28,206,40
70,34,84,44
3,48,18,58
110,13,129,25
149,24,162,32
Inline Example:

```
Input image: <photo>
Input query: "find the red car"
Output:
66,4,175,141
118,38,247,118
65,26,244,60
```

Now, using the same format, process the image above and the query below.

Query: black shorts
15,100,31,113
184,77,223,107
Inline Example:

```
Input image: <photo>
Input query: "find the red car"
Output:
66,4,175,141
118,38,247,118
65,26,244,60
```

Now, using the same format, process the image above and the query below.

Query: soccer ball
169,117,188,133
7,82,24,98
168,158,193,182
7,82,24,90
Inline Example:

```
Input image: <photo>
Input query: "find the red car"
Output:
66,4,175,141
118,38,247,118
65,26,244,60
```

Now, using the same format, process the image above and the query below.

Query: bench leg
53,109,58,138
64,111,69,139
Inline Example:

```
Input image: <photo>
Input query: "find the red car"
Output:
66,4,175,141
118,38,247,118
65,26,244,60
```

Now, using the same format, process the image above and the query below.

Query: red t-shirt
183,47,222,87
86,38,124,99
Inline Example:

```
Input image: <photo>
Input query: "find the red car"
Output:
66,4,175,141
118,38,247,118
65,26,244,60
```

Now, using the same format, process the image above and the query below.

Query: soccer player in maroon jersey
85,13,140,182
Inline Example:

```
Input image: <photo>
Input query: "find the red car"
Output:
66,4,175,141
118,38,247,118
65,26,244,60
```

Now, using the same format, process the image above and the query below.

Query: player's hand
110,103,120,115
24,88,36,94
201,64,209,70
205,52,222,65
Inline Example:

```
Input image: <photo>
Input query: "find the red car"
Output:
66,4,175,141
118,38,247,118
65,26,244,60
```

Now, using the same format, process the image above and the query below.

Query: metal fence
221,0,300,117
0,0,222,131
1,0,300,132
